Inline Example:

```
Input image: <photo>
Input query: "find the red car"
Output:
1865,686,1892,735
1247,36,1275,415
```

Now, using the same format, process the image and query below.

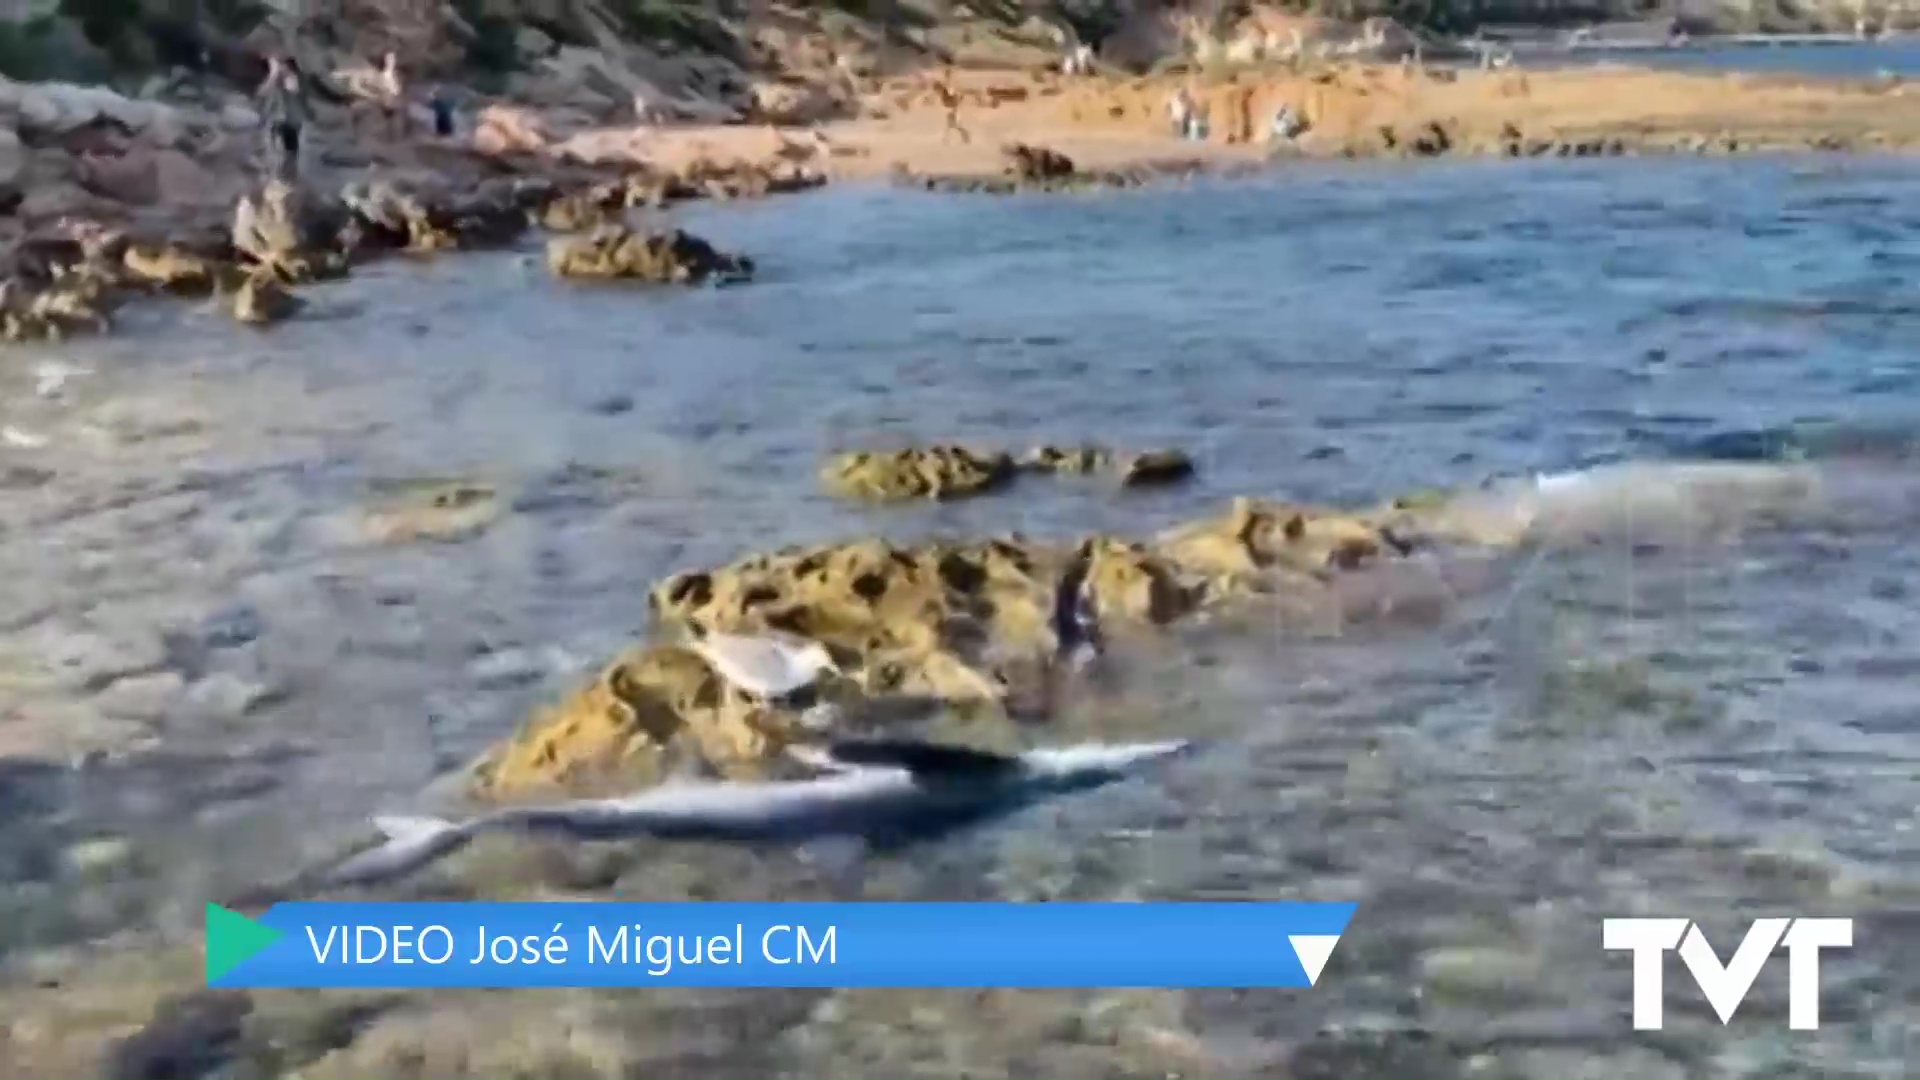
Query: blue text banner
206,901,1360,989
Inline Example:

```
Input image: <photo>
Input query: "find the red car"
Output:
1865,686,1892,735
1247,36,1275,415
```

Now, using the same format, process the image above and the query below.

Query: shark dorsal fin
824,739,1021,781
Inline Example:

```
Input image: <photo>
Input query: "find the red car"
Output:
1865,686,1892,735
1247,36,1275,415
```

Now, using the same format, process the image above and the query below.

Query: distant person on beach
1269,102,1305,146
935,68,969,144
1168,87,1193,138
255,54,307,183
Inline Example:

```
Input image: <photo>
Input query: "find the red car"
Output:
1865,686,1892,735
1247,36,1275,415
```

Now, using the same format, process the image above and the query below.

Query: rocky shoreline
2,47,1916,348
0,74,819,343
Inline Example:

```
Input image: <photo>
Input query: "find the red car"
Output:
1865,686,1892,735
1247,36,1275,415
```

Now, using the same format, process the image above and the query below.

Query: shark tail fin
321,814,473,887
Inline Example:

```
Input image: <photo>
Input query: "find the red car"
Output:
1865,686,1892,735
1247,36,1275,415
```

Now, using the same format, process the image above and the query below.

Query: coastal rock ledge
547,225,755,285
820,444,1197,502
474,493,1430,797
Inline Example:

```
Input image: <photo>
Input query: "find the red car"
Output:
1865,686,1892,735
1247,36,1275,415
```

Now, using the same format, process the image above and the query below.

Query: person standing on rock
255,54,308,183
428,84,456,139
377,52,409,139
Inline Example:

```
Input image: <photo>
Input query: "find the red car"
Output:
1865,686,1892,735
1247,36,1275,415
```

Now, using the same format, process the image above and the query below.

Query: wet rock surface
820,446,1018,502
546,224,755,285
0,148,814,349
477,488,1434,796
1021,445,1197,489
822,444,1197,502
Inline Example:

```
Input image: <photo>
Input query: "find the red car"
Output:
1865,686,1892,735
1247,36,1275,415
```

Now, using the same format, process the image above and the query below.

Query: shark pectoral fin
796,836,870,898
823,738,1022,782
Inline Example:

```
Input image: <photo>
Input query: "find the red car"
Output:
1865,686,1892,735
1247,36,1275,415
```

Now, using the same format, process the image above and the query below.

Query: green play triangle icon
206,903,283,983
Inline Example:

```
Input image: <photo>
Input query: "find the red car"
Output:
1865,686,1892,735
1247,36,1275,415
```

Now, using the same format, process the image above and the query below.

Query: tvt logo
1603,917,1852,1030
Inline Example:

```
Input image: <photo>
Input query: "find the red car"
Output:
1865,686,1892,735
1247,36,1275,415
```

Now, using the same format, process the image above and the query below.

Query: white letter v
1678,918,1791,1024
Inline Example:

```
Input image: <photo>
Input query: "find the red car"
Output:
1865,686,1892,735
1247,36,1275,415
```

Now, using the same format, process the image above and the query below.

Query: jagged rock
476,471,1499,795
675,157,825,201
226,270,303,326
545,224,752,284
1410,121,1453,156
1022,445,1113,474
1080,536,1201,624
472,643,792,796
821,446,1016,502
1004,142,1076,182
231,181,329,263
821,443,1198,502
1156,496,1407,581
337,178,529,255
122,244,241,296
538,193,614,232
0,274,115,342
479,516,1272,796
750,79,851,125
1020,445,1196,488
1118,449,1196,487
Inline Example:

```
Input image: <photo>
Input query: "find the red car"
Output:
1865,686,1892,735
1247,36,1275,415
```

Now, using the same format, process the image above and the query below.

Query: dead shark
320,737,1197,887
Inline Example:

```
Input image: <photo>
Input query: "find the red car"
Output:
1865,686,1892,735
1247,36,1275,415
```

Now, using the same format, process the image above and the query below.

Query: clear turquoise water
4,154,1920,1075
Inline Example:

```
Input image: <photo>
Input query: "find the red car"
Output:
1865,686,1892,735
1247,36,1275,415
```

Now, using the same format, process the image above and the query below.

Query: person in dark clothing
428,87,456,138
256,55,309,182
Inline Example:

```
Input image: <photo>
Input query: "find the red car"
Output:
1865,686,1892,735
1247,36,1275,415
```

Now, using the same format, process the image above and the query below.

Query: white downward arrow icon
1288,934,1343,986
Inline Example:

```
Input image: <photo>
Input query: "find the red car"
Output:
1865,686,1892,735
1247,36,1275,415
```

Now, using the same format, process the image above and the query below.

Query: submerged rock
358,482,503,545
547,225,754,284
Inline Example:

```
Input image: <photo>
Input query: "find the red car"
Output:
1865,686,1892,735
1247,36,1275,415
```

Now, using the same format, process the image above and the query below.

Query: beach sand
614,61,1920,182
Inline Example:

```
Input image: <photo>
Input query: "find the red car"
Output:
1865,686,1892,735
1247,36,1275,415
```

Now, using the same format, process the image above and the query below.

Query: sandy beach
520,60,1920,187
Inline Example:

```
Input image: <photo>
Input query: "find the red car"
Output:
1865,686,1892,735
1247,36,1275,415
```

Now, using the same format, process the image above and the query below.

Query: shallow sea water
4,154,1920,1076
